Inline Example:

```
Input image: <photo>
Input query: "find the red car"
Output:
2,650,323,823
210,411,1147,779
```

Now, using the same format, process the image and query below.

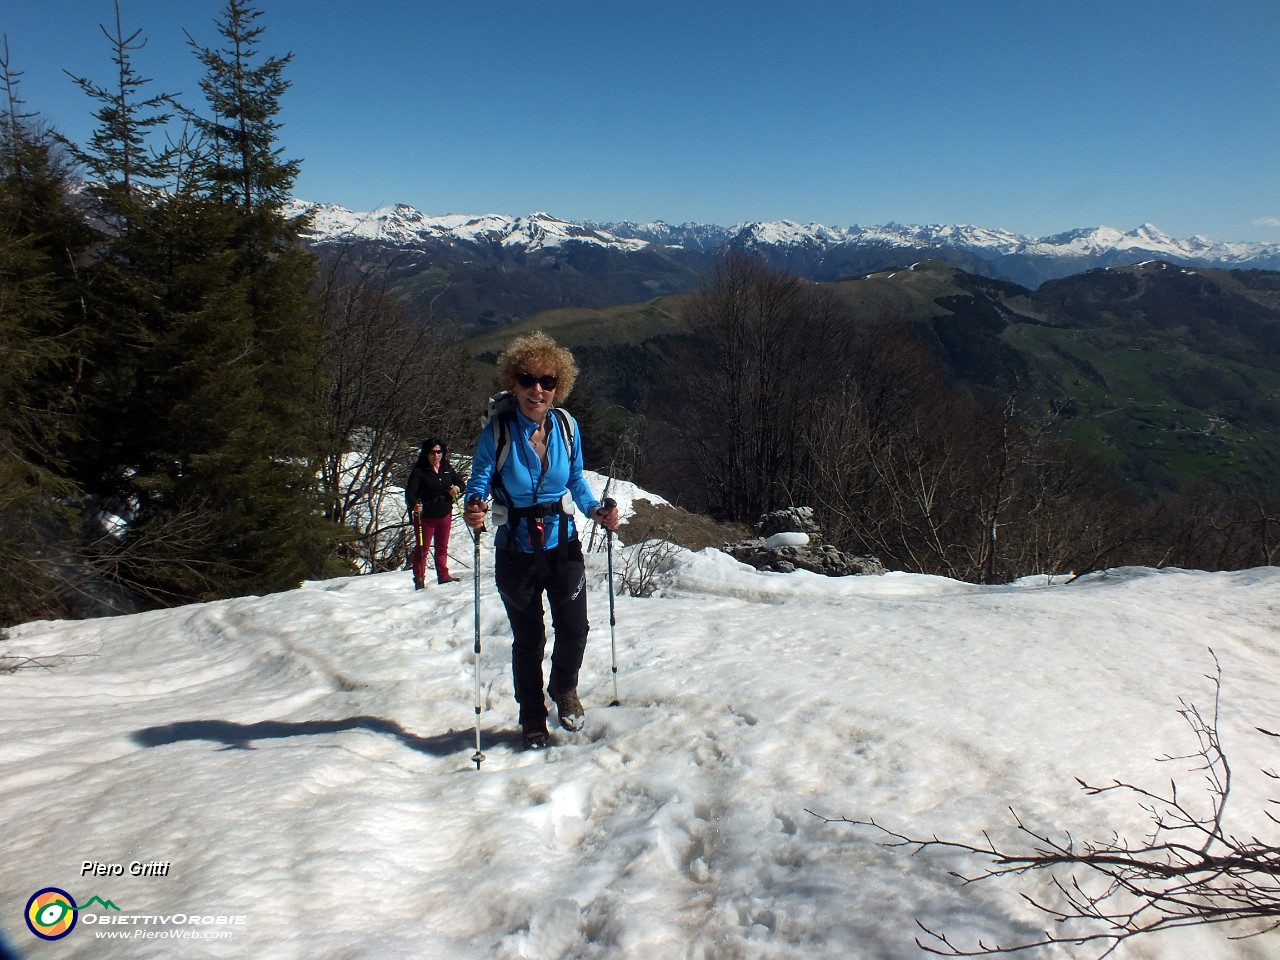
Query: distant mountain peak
288,199,1280,285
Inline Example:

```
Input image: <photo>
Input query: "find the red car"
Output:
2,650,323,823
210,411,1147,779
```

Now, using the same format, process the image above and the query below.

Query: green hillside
471,261,1280,493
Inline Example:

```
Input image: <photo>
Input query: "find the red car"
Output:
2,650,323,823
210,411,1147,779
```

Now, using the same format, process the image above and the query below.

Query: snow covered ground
3,474,1280,960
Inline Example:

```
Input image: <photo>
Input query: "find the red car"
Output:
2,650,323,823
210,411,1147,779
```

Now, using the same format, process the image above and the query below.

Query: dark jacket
405,458,461,519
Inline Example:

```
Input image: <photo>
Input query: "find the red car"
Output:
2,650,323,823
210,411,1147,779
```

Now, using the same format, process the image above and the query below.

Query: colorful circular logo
25,888,78,940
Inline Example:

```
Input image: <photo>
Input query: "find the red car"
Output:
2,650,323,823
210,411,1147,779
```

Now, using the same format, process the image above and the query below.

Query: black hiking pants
495,538,589,726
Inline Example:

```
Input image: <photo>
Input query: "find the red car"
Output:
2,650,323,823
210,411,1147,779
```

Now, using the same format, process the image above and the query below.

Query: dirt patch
620,500,751,552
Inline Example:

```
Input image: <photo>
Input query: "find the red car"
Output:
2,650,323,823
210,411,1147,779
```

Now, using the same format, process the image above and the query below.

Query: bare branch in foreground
0,652,96,673
811,652,1280,957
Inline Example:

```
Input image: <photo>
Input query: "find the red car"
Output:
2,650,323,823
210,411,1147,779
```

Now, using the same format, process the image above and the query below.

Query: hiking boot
522,719,550,751
549,688,585,732
413,577,425,591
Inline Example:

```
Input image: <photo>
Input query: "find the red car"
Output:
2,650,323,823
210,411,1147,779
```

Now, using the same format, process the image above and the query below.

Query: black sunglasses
516,372,558,390
428,448,444,455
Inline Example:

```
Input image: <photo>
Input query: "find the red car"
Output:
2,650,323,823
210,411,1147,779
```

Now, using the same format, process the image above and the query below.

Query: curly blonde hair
495,330,579,403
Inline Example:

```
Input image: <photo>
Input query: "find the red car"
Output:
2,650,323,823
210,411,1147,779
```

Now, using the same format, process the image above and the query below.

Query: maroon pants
411,513,452,583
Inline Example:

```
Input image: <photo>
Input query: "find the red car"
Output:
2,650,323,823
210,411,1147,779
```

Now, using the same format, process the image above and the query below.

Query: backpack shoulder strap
488,400,575,484
492,413,514,476
550,407,576,459
483,391,518,477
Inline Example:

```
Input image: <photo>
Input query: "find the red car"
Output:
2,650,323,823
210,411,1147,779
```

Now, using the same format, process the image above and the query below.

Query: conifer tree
58,5,176,502
151,0,338,596
187,0,298,215
0,206,74,624
0,44,91,623
50,1,337,604
63,2,174,225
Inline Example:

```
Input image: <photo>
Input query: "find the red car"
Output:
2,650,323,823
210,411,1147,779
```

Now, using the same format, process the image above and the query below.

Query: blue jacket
464,407,601,552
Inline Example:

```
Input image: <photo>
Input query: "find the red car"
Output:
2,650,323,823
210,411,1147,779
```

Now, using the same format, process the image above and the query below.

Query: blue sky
4,0,1279,242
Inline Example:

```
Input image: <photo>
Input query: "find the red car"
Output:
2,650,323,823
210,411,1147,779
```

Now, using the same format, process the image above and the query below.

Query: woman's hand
593,503,620,532
464,499,488,530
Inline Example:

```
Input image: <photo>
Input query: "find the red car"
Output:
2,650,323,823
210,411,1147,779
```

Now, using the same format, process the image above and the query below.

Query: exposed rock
756,507,821,538
723,508,885,577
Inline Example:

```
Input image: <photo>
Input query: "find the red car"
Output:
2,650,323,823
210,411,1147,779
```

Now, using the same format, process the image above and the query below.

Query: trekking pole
468,500,486,770
411,513,424,587
603,497,620,706
448,496,471,569
591,475,614,553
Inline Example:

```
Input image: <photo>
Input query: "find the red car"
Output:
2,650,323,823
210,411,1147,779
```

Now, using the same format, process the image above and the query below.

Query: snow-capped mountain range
289,201,651,254
287,198,1280,272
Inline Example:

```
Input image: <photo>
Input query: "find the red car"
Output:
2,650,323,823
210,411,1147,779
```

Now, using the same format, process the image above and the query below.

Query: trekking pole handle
602,496,617,609
466,495,488,535
601,498,618,545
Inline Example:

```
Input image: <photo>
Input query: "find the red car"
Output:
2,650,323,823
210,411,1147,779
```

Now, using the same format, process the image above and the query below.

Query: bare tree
315,251,476,573
611,503,684,597
669,253,858,523
585,406,645,554
817,654,1280,957
800,313,1156,583
1155,486,1280,573
801,319,991,579
807,381,973,577
1242,493,1280,567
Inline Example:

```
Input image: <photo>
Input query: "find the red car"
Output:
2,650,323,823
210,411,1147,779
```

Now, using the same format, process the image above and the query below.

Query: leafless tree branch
812,652,1280,957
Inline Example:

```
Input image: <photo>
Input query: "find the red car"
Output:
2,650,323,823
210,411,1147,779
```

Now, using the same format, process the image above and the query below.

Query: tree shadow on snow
130,716,503,757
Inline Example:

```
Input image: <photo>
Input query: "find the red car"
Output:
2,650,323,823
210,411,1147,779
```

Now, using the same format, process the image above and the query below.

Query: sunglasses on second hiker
516,373,559,390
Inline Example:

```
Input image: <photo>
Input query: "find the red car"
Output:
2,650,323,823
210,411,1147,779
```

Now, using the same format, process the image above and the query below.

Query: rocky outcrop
723,507,885,577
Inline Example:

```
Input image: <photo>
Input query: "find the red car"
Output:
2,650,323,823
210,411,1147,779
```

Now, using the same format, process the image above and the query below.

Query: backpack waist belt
510,501,565,520
504,501,572,572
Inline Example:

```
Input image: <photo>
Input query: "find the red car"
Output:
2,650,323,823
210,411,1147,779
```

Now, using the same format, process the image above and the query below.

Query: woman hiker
405,437,462,589
463,331,620,749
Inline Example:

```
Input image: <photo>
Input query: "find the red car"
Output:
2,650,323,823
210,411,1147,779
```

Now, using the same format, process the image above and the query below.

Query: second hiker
405,438,462,589
463,331,620,749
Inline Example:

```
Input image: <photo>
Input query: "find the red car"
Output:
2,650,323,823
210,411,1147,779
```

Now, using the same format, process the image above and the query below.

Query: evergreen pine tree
162,0,338,595
59,5,177,503
51,1,337,604
63,2,175,223
0,45,91,623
